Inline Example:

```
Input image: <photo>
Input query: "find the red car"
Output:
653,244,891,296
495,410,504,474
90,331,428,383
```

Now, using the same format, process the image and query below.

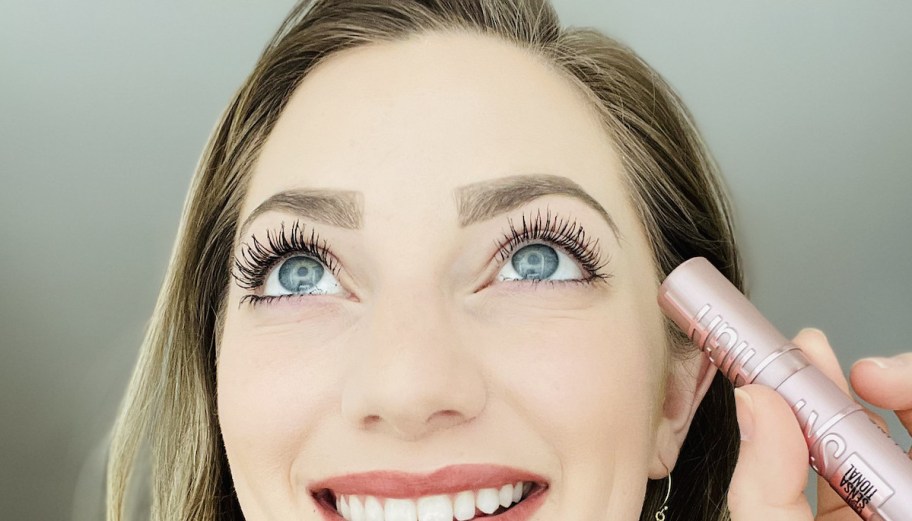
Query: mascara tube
658,257,912,521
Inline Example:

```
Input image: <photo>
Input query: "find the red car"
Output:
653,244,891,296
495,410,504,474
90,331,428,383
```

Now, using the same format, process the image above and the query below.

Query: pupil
512,244,558,280
278,256,324,292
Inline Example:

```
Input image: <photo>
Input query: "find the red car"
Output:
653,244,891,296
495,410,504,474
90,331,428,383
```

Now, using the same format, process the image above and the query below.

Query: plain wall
1,1,910,519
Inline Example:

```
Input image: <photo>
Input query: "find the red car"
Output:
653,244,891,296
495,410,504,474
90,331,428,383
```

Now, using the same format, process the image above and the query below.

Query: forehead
241,30,626,225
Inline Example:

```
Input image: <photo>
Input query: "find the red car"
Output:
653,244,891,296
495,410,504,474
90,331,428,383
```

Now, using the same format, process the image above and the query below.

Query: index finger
850,353,912,454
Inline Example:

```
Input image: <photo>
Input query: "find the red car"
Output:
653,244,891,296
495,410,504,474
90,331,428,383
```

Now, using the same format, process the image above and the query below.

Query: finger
797,330,896,434
788,328,887,519
728,385,814,520
850,353,912,455
791,328,849,394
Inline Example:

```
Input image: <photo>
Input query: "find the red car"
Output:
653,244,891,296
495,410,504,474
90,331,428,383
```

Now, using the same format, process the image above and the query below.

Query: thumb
728,384,815,520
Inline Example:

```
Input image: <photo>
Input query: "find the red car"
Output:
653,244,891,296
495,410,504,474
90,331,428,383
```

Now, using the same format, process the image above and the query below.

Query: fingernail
734,388,754,441
800,327,827,339
857,356,905,369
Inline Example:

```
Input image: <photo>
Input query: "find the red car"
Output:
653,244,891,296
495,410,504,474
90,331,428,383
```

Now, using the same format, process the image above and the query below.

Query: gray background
2,1,910,519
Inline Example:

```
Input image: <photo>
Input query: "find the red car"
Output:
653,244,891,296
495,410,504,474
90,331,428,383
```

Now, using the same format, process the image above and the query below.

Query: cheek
483,303,663,452
217,318,343,488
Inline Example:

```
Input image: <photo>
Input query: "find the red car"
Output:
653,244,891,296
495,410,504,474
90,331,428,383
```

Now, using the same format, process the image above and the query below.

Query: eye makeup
232,208,612,307
232,220,341,299
492,207,611,287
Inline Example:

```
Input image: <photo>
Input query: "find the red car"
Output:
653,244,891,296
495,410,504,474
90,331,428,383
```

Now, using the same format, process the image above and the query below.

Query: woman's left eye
262,255,345,296
496,243,583,282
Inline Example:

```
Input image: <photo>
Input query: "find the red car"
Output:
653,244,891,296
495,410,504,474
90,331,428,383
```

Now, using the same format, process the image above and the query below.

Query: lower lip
312,485,549,521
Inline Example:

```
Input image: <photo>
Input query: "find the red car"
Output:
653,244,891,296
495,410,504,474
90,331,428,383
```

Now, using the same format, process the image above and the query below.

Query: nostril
435,409,466,423
361,414,381,428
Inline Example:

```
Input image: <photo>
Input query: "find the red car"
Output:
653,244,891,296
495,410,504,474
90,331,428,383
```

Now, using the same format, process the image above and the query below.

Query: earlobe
648,352,718,479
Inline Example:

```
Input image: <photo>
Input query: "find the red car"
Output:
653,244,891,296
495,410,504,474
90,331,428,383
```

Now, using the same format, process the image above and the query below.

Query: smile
309,464,550,521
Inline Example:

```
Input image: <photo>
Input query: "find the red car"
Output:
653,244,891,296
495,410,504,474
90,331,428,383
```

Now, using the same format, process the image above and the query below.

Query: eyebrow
237,174,621,240
454,174,621,239
238,189,363,238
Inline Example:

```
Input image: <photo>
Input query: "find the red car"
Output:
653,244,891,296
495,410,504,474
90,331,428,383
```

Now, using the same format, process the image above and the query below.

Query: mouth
314,481,547,521
311,466,548,521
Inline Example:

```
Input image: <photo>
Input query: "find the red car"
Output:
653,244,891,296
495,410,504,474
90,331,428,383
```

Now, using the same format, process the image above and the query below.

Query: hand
727,328,912,520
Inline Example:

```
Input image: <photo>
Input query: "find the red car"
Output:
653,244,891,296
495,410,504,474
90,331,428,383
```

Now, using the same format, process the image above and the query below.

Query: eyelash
232,220,339,307
494,207,612,286
232,210,611,307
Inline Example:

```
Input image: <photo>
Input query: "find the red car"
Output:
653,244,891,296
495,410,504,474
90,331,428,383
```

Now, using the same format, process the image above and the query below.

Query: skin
215,29,912,520
217,31,713,519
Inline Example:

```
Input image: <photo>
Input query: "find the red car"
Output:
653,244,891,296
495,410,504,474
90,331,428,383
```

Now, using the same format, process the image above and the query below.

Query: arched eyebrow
454,174,621,240
237,174,620,240
238,189,363,239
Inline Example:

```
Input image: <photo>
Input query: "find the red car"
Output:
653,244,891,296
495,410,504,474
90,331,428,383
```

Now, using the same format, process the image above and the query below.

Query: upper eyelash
494,207,612,283
231,209,612,296
232,220,339,291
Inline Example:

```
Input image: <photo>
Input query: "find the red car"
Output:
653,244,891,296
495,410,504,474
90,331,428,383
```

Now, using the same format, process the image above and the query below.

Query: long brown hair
107,1,743,519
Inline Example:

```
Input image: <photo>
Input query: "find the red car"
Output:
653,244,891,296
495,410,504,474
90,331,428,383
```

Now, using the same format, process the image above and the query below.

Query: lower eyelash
239,294,286,308
238,293,324,308
495,207,612,284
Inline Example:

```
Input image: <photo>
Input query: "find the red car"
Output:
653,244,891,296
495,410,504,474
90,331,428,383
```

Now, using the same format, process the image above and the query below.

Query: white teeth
384,498,417,521
364,496,384,521
338,495,351,520
475,488,500,514
498,484,513,508
334,482,532,521
416,495,452,521
349,496,364,521
512,481,523,503
453,491,475,521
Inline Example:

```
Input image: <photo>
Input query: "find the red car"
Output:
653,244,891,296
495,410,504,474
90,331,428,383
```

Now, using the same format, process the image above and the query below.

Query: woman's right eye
262,255,345,297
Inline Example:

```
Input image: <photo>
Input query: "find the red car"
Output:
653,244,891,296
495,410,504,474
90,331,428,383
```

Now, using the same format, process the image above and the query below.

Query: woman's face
218,31,709,520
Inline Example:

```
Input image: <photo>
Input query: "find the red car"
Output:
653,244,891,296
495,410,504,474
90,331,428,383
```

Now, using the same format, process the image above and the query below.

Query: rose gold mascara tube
658,257,912,521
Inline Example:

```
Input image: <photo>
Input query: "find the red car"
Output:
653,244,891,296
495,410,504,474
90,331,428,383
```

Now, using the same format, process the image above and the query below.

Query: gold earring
655,463,671,521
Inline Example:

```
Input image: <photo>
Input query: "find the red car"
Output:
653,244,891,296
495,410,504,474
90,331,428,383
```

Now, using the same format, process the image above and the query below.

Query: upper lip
308,464,549,499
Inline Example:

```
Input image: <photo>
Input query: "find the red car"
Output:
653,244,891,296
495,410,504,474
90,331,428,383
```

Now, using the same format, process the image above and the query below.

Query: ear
648,351,718,479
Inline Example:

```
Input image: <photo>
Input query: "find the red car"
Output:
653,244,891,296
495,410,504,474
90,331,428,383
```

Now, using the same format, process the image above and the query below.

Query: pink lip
310,465,550,520
308,464,549,498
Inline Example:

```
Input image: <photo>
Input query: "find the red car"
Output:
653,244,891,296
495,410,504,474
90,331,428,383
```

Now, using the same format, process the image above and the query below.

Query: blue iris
511,244,558,280
277,256,324,292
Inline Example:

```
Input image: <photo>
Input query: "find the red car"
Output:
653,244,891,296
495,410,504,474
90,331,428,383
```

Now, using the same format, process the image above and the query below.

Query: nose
340,289,486,441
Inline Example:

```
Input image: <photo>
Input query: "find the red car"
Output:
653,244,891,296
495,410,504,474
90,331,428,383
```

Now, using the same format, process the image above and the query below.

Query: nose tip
342,352,486,440
340,299,486,441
